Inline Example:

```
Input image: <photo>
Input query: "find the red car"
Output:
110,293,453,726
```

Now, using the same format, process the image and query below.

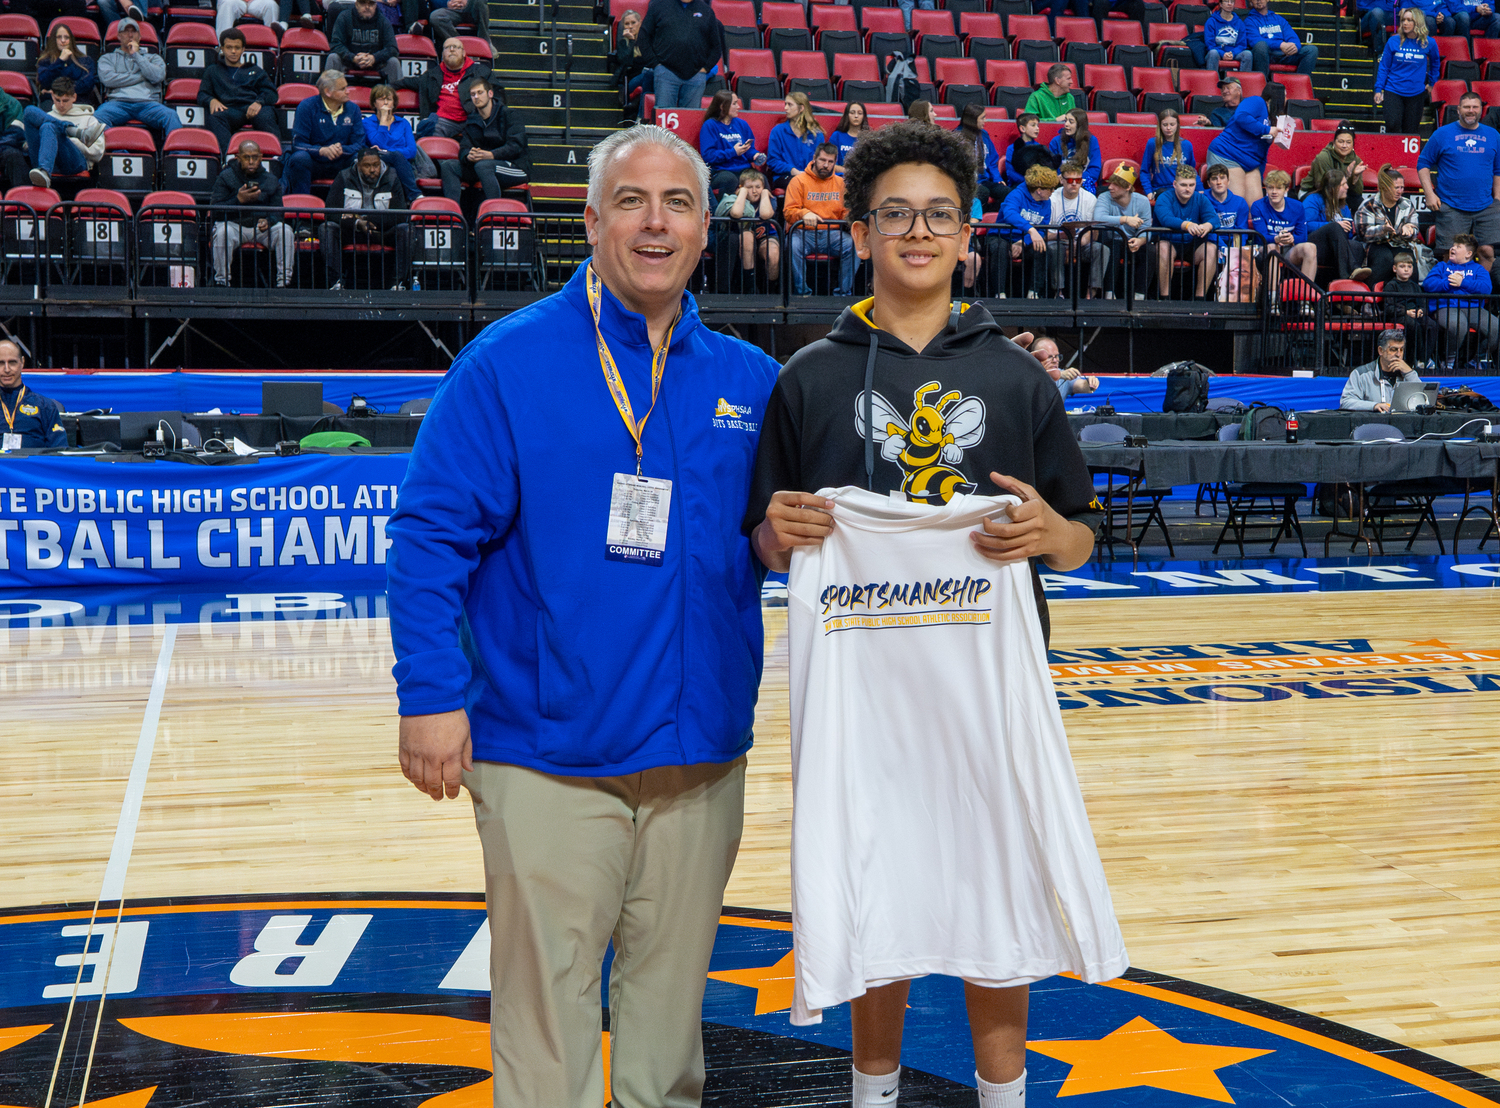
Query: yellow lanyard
586,263,677,475
0,385,23,432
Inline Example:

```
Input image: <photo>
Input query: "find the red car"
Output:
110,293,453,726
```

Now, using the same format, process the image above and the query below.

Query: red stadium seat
811,4,857,33
98,126,157,197
1234,70,1266,96
859,6,906,35
1101,20,1144,47
416,136,457,194
277,82,318,133
1130,65,1174,93
105,19,160,49
165,77,206,129
781,49,830,78
1055,16,1099,42
1084,63,1129,92
165,22,219,81
713,0,758,28
1432,78,1469,108
235,23,279,72
45,16,99,49
1101,157,1142,189
1473,78,1500,106
912,9,957,37
0,14,39,74
278,27,328,84
161,129,220,199
1112,111,1159,125
395,33,437,81
459,36,492,62
1178,68,1219,99
984,58,1031,87
761,2,808,29
1275,72,1314,100
1006,14,1051,42
0,70,33,104
960,12,1003,40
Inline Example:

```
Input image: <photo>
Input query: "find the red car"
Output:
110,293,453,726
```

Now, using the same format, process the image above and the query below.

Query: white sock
853,1064,900,1105
976,1068,1025,1107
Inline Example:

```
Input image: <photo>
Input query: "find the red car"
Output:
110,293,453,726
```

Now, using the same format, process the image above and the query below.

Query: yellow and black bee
854,381,986,504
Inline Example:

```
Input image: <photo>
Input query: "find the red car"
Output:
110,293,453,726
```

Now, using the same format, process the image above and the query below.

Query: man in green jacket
0,85,29,190
1023,64,1079,122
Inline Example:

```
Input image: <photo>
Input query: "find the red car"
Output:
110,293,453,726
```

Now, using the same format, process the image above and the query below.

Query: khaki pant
466,757,746,1108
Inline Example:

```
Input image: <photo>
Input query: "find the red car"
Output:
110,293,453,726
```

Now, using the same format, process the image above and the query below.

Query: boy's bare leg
965,982,1029,1084
850,979,912,1075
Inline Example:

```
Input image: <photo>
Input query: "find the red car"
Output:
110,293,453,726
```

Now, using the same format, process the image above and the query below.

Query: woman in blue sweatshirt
829,101,867,165
1423,232,1499,367
766,92,824,189
364,84,426,200
37,25,96,103
1374,9,1439,136
1047,110,1102,193
698,89,758,198
1303,173,1372,283
1142,109,1196,194
1204,94,1273,205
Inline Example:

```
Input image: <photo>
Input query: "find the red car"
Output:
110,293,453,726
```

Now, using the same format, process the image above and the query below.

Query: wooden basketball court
3,582,1498,1105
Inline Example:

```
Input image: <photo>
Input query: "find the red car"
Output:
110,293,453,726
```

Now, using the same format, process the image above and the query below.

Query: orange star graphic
1403,639,1460,648
1028,1016,1273,1102
707,950,796,1015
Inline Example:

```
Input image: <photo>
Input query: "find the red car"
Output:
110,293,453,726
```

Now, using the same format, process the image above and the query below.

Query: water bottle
410,276,421,292
1285,410,1299,444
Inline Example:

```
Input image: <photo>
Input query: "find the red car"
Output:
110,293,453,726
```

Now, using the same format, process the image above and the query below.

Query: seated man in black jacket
326,0,402,86
198,28,280,156
439,80,528,202
209,139,294,287
324,146,411,290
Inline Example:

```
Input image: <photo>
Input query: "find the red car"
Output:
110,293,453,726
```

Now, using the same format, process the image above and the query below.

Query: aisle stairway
491,0,620,205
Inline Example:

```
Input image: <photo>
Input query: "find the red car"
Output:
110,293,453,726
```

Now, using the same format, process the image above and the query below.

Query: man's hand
1010,240,1024,258
1280,39,1297,53
399,709,473,800
209,97,228,113
1060,367,1081,380
447,0,465,8
256,217,269,232
321,143,343,159
1127,235,1145,252
751,491,834,573
1449,269,1464,287
802,210,818,226
1121,214,1143,229
246,101,261,117
123,39,139,54
970,472,1094,570
1028,227,1046,249
237,182,260,202
1375,401,1392,413
355,51,375,67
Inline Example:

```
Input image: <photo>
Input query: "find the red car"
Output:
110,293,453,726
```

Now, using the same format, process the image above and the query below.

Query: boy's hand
752,491,834,573
970,472,1094,571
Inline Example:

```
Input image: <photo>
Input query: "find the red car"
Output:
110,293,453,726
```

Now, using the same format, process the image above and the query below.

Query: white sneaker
28,167,48,188
1133,292,1145,300
1104,291,1116,299
1026,290,1038,298
75,117,105,146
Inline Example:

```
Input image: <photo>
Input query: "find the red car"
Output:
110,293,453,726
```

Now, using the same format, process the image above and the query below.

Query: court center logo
855,381,986,505
1,895,1495,1108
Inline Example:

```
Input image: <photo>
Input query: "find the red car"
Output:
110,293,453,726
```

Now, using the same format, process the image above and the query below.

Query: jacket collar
567,263,701,352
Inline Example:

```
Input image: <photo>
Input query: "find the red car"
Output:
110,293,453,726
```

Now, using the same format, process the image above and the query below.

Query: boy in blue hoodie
1422,232,1500,368
1200,0,1253,71
1251,167,1317,291
1155,165,1219,299
1000,162,1059,297
386,125,780,1108
1205,163,1256,301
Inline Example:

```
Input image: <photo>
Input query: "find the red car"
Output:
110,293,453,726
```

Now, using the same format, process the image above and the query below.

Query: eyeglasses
866,206,965,236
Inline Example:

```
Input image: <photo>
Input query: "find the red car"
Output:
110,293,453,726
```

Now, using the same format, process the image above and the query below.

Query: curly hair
841,121,977,223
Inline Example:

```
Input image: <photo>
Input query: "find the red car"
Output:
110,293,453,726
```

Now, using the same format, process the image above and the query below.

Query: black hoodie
743,299,1101,645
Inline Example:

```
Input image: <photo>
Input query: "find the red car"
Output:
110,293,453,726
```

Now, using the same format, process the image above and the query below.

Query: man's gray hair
1377,328,1406,350
586,125,711,215
1047,63,1069,84
316,69,346,94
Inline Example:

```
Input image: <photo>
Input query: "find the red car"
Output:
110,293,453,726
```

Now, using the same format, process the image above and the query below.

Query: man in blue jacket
285,70,367,195
0,340,66,450
1155,165,1219,299
1419,90,1500,269
1243,0,1318,75
387,124,780,1108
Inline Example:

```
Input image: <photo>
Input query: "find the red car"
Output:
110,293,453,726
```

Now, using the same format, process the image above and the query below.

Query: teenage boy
1422,232,1500,369
1384,251,1437,367
1205,163,1255,301
1251,168,1316,287
1048,160,1097,297
742,118,1125,1108
999,162,1058,298
1093,164,1152,298
715,167,780,289
22,76,103,188
1154,165,1218,299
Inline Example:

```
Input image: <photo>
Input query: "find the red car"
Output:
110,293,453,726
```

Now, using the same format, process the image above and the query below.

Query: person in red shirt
404,36,494,139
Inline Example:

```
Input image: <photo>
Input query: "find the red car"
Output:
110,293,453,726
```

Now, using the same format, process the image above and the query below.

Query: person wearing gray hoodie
93,19,180,137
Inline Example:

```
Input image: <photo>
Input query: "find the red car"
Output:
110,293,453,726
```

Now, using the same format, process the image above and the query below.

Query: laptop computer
1392,381,1439,412
261,381,324,417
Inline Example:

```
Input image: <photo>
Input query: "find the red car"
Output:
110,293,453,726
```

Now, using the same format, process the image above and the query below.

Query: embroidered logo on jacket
854,380,985,504
713,398,757,431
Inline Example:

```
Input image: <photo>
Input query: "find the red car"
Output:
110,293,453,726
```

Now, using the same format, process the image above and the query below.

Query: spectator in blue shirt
1405,0,1452,34
829,101,868,165
1375,11,1439,138
1304,172,1373,282
286,70,367,196
999,162,1058,297
1205,162,1256,301
1422,233,1500,367
958,102,1005,208
1047,110,1102,194
766,93,824,190
1251,168,1317,292
1449,0,1497,37
1201,0,1254,71
1243,0,1319,75
1005,112,1058,187
1142,109,1196,193
1417,90,1500,266
698,89,758,198
1357,0,1392,49
364,83,428,202
1155,165,1219,298
1205,93,1273,204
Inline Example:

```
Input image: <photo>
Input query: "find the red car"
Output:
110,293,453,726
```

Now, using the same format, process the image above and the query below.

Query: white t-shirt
1049,187,1097,227
785,486,1128,1026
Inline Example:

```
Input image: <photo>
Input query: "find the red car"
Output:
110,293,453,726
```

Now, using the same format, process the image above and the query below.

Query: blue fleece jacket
1250,195,1307,244
1047,132,1102,193
699,117,756,173
292,94,366,155
1207,189,1252,246
363,114,418,160
1303,194,1353,236
1000,185,1052,240
830,128,858,164
1242,7,1301,48
1417,120,1500,212
1406,0,1452,27
1142,136,1197,192
1155,188,1216,243
767,121,822,180
1376,35,1440,96
1206,95,1271,172
386,265,781,775
1423,259,1491,312
1203,11,1248,53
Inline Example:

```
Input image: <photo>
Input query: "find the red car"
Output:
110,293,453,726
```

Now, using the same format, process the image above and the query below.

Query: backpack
1161,361,1211,412
1240,404,1286,441
883,53,921,111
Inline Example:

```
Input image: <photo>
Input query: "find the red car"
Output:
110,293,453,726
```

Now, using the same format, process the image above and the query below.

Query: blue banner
0,454,408,588
22,371,447,415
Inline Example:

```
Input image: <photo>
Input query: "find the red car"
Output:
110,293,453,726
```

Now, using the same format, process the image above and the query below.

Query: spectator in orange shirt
785,142,854,296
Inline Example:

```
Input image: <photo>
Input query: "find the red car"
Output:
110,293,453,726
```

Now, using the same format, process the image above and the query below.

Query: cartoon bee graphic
855,381,986,504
